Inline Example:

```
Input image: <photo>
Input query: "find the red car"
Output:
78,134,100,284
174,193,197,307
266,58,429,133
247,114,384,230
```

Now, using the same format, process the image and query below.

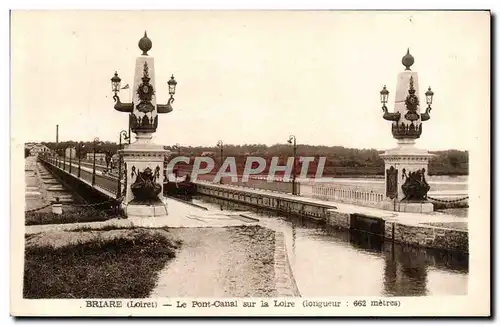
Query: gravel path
150,226,276,297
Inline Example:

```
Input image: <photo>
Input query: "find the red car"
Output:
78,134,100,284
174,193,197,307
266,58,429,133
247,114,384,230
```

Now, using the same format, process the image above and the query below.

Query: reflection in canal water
182,195,469,297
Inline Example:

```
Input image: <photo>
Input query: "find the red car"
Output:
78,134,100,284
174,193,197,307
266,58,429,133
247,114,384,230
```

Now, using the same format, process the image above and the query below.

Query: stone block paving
25,157,52,213
25,198,258,234
149,227,278,298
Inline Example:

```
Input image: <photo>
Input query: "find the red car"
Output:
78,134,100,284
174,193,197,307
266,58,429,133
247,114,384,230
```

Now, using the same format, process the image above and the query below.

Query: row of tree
37,141,469,176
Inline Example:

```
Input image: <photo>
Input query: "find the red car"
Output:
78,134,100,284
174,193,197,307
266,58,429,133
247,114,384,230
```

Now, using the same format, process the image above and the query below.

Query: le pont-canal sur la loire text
85,299,402,309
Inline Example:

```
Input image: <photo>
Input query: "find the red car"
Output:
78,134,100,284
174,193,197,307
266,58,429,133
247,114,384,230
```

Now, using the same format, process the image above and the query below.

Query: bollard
52,197,62,215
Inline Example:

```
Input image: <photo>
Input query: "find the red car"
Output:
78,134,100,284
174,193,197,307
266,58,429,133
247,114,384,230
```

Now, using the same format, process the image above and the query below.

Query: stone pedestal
120,133,168,219
52,203,63,215
379,141,434,213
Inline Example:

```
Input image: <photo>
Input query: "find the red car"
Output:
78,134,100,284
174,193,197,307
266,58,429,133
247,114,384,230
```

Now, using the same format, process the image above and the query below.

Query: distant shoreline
315,173,469,179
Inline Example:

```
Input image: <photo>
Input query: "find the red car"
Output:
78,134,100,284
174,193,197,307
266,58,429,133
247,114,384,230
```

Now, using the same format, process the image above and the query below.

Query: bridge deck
43,158,119,200
42,157,467,228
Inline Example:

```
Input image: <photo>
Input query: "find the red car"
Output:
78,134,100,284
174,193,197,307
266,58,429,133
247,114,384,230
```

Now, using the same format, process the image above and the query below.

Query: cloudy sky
11,10,490,150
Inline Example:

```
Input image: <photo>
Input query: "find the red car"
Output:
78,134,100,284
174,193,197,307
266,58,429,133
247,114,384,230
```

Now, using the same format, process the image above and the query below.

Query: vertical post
56,124,59,146
117,133,123,198
69,148,72,174
292,138,297,195
92,151,96,185
217,140,224,184
128,114,132,145
220,147,224,184
78,143,81,178
63,150,66,171
288,135,297,195
92,138,98,185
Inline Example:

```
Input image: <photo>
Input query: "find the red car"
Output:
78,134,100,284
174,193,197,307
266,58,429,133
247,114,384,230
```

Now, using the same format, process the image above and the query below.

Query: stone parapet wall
384,221,468,253
196,183,330,220
198,182,468,253
273,232,300,297
325,210,468,253
325,209,350,229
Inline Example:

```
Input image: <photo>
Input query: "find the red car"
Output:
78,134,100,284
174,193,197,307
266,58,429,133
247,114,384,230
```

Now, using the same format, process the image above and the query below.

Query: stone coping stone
274,232,300,297
47,186,65,191
420,221,468,231
42,180,59,184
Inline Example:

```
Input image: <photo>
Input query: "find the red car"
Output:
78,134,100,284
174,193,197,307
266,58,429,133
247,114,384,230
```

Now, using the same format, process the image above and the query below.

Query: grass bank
23,228,181,298
25,207,124,226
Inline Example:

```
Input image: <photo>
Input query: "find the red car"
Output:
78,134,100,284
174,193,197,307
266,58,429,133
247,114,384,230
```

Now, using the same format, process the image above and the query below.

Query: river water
189,195,469,297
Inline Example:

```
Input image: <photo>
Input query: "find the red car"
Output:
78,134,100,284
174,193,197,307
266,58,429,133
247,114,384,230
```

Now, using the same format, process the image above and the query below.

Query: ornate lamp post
92,137,101,185
379,49,436,213
217,140,224,184
110,32,178,219
117,130,129,198
287,135,297,195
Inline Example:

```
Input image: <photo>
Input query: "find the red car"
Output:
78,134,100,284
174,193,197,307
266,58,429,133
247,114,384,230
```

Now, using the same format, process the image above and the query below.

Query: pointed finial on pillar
402,48,414,71
138,31,152,56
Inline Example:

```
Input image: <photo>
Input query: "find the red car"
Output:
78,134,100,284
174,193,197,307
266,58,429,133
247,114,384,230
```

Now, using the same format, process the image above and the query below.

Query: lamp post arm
113,94,134,113
420,106,432,121
157,97,174,114
382,106,401,121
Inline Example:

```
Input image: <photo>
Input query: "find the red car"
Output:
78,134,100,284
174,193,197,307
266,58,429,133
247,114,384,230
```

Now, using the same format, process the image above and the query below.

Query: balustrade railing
312,184,384,207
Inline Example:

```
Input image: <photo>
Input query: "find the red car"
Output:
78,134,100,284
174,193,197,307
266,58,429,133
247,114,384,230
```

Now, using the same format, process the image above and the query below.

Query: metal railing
40,155,120,199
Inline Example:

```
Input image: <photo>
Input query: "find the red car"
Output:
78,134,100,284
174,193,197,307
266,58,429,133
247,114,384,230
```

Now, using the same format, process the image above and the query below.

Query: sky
11,10,490,150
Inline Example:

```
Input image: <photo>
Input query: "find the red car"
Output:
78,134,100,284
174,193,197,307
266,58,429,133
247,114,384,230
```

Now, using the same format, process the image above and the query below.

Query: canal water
187,195,469,297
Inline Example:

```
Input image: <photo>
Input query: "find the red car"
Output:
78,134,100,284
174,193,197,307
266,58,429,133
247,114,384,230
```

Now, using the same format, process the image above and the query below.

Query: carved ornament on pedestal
130,165,162,201
401,168,430,201
386,166,398,199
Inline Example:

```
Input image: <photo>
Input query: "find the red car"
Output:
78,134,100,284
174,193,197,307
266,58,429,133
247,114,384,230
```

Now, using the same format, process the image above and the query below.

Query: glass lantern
425,86,434,106
111,71,122,93
168,74,177,95
380,85,389,105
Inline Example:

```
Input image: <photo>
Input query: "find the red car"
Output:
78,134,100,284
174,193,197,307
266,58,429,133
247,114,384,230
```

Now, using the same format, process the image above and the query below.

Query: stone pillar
379,49,434,213
379,146,433,213
116,32,172,221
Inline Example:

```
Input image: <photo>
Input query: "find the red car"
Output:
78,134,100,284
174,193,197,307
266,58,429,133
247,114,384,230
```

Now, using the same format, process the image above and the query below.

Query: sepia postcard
10,10,491,317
